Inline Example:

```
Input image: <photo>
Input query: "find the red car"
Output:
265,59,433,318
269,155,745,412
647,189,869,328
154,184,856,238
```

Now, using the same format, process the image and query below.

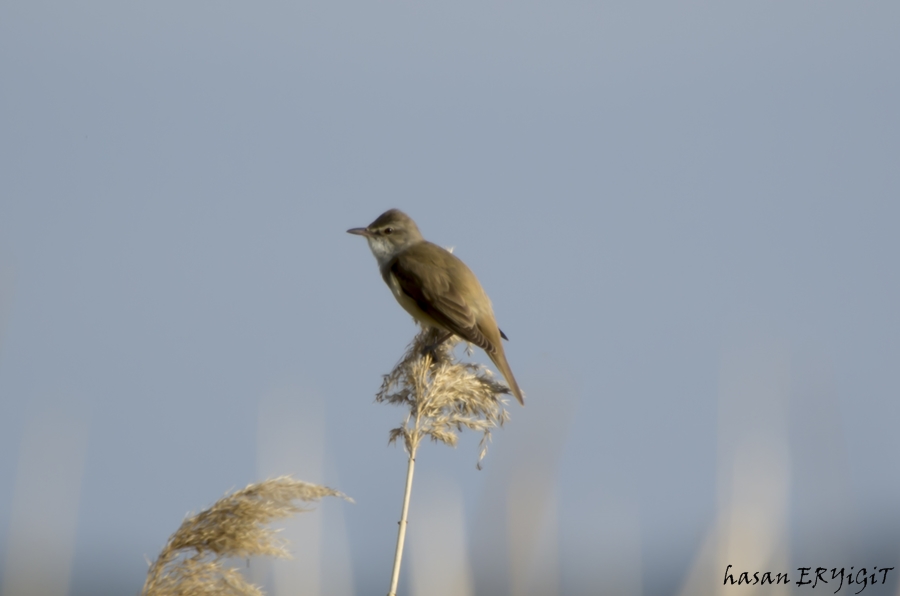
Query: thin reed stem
387,444,418,596
378,329,510,595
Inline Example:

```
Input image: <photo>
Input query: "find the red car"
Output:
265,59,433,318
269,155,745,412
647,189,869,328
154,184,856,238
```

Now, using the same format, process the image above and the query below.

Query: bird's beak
346,227,373,238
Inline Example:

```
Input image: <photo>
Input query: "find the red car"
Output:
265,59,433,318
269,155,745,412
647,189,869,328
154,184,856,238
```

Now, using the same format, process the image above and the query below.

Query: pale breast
385,271,445,330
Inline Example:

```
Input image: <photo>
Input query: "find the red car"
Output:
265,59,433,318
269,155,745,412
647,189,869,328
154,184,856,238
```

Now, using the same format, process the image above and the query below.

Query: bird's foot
421,331,453,357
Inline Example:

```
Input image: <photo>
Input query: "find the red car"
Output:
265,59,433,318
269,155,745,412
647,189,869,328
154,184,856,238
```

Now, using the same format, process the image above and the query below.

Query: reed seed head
142,476,350,596
377,327,511,468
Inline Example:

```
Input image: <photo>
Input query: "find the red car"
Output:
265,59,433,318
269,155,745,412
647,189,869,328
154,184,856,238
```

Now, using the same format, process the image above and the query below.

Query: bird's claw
421,331,453,357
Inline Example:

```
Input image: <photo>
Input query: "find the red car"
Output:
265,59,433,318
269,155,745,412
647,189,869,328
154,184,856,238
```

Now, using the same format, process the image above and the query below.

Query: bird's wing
389,247,497,354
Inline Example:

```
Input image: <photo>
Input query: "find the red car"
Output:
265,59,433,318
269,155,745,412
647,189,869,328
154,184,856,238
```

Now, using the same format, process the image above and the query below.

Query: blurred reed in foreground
142,476,350,596
379,327,511,596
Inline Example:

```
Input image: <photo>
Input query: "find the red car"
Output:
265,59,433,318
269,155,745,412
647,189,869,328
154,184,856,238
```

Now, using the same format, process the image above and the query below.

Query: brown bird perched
347,209,524,405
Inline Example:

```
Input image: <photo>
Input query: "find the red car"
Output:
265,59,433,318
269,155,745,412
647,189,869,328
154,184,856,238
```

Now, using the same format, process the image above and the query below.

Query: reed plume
142,476,350,596
379,327,511,596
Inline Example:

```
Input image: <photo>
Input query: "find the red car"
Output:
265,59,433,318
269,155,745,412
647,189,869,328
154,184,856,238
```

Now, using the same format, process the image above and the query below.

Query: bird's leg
422,331,453,356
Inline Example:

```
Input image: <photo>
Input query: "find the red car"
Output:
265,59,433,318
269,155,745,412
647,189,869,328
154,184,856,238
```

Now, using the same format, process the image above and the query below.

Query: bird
347,209,524,405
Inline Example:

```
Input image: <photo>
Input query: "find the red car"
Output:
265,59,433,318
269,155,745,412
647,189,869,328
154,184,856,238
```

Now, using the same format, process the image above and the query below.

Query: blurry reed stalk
378,327,511,596
142,476,350,596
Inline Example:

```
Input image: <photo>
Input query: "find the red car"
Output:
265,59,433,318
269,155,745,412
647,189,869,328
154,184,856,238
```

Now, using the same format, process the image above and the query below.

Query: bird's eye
383,227,394,235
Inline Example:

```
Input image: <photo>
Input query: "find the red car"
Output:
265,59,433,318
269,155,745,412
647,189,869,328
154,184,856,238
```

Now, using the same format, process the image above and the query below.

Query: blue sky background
1,2,899,595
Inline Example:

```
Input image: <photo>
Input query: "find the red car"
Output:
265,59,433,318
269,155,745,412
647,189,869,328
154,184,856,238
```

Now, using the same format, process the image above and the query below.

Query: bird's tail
489,349,524,406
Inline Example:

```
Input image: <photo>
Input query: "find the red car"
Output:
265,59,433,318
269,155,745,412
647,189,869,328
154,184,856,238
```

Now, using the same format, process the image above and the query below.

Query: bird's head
347,209,425,266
